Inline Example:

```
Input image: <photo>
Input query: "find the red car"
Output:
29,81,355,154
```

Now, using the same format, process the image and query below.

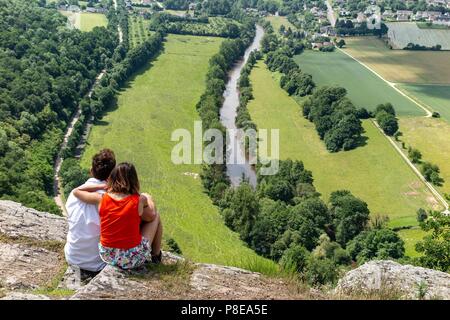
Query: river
219,25,264,188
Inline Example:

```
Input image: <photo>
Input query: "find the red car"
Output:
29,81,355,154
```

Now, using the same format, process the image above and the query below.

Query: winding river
220,25,264,187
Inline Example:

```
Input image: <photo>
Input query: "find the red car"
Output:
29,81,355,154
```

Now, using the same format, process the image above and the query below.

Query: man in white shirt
64,149,116,276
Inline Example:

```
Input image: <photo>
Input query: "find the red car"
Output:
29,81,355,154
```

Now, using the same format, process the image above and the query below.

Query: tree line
218,160,405,286
260,22,365,153
60,32,165,197
0,0,117,214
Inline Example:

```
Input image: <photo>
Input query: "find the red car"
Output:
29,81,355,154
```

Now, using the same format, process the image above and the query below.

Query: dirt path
337,47,433,117
336,47,448,211
325,0,337,27
371,120,448,212
53,71,106,215
113,0,124,44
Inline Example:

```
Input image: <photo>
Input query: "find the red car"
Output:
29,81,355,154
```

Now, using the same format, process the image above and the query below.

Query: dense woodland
0,0,117,214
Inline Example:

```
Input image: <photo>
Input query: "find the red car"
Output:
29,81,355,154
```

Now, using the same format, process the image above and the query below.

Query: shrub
280,244,310,273
304,256,339,286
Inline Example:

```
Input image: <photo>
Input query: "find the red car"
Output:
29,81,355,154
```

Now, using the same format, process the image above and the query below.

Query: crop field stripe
295,51,425,117
81,35,277,271
337,48,432,117
398,84,450,123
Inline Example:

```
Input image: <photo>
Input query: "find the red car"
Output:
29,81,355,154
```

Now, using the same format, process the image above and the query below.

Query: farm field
60,11,107,31
397,84,450,122
343,37,450,84
386,22,450,50
294,50,426,117
246,61,441,250
265,15,295,32
399,117,450,197
129,15,153,48
81,35,277,272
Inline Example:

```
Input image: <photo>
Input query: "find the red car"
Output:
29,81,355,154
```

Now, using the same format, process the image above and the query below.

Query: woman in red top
74,162,163,269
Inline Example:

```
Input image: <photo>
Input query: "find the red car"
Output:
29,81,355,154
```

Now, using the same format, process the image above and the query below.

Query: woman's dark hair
107,162,140,195
91,149,116,181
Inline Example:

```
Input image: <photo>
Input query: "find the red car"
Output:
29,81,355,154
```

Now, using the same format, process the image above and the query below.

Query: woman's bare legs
141,212,163,256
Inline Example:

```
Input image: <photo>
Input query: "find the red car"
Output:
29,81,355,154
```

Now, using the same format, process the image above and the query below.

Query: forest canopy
0,0,116,214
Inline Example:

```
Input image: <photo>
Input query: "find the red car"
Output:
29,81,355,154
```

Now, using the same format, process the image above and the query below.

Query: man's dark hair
91,149,116,181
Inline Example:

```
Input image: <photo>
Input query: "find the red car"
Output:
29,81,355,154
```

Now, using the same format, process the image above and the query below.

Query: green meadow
81,35,277,273
247,61,438,251
294,50,426,117
79,13,108,32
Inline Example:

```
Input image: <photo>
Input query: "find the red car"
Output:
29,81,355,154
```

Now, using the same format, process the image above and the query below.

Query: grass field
79,13,107,31
294,50,426,117
397,228,426,257
343,37,450,84
399,117,450,197
265,15,295,32
81,35,277,273
129,15,153,48
386,22,450,50
397,84,450,122
60,11,107,32
247,61,440,248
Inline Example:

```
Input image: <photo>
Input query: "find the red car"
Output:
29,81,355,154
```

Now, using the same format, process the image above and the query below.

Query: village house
434,14,450,26
382,9,395,20
396,10,413,21
320,25,336,36
414,11,442,21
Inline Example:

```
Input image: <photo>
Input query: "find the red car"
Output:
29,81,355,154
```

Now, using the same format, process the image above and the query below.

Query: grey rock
0,243,61,290
335,260,450,300
70,265,149,300
1,292,51,300
0,200,66,242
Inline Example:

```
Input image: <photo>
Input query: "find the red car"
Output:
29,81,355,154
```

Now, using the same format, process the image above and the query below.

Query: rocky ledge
0,200,449,300
335,260,450,300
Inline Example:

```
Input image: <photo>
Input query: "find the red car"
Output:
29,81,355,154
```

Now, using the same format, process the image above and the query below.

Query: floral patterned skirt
99,237,152,270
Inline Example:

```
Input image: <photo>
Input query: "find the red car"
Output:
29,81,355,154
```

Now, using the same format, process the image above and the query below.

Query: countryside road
325,0,337,27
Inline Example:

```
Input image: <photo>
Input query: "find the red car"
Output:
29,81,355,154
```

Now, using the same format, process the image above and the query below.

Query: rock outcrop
1,200,449,300
0,200,308,300
335,260,450,300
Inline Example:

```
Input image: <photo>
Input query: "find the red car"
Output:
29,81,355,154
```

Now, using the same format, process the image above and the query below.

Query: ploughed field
397,84,450,122
294,50,426,117
385,22,450,51
343,36,450,85
81,34,277,273
246,61,440,252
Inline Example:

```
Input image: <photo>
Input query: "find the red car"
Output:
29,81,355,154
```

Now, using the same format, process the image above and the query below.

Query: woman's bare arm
140,193,157,222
